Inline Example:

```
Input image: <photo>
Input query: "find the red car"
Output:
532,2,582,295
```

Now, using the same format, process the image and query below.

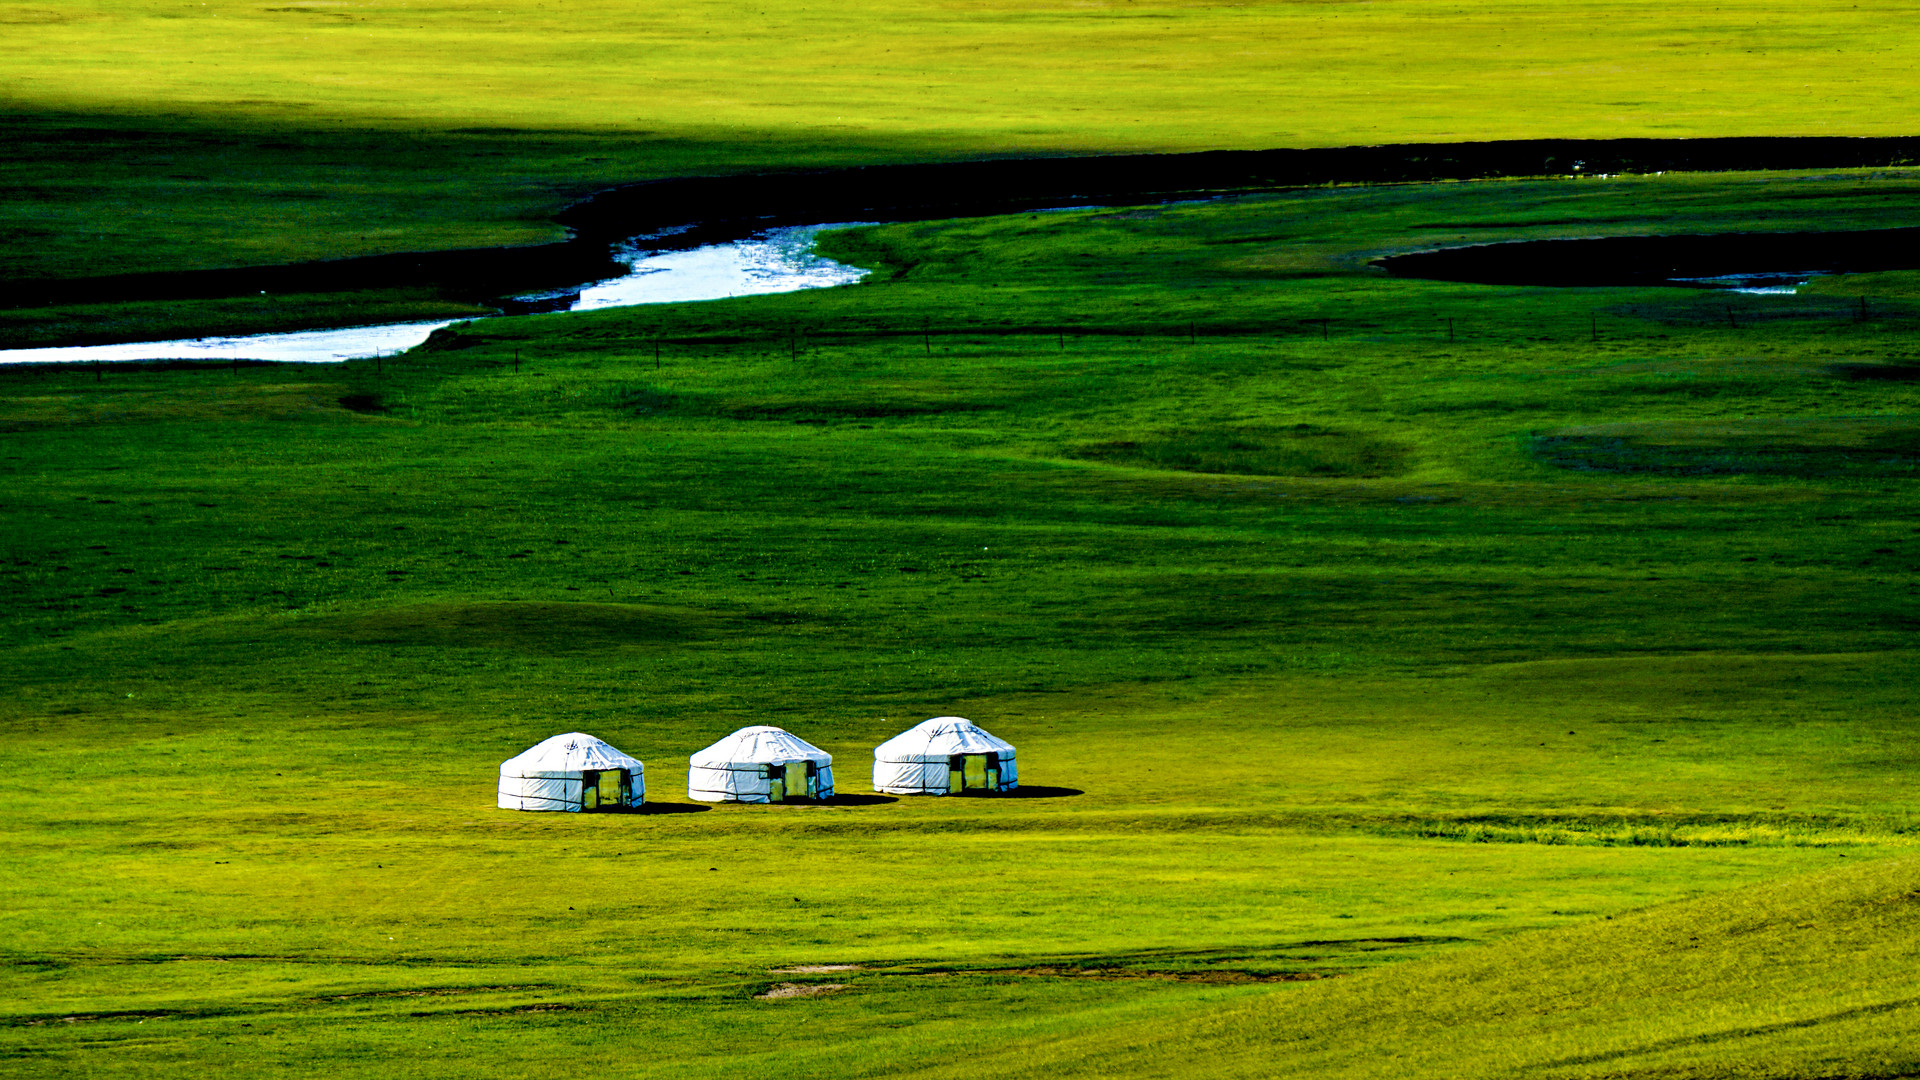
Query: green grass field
5,170,1919,1076
5,0,1920,293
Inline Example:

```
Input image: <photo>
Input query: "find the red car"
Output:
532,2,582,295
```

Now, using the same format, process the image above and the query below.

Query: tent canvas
498,732,646,812
688,725,835,803
873,716,1018,795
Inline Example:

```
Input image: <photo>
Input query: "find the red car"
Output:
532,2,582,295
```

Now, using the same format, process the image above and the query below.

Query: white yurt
872,716,1018,796
688,726,835,803
497,732,646,812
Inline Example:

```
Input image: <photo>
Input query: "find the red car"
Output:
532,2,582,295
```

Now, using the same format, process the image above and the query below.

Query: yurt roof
500,732,645,779
873,716,1015,762
690,725,832,768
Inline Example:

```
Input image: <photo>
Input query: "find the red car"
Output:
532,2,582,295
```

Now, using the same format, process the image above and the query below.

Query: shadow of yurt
688,726,835,803
497,732,644,812
873,716,1017,796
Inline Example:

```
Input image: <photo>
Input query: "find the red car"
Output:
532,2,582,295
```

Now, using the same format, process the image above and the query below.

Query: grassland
943,854,1920,1079
6,0,1920,291
4,169,1919,1076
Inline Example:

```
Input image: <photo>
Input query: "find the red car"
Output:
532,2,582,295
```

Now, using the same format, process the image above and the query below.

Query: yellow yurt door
962,755,989,791
580,769,627,811
597,769,627,810
785,761,811,801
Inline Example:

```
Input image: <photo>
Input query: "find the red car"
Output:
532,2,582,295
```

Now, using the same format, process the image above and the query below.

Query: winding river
0,223,870,366
11,135,1920,366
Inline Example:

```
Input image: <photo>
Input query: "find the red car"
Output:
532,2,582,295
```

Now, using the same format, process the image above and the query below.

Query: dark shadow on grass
999,786,1084,799
639,800,711,814
826,793,899,807
1830,362,1920,382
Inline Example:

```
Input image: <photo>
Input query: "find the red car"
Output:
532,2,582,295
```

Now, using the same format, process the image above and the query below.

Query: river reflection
572,222,870,310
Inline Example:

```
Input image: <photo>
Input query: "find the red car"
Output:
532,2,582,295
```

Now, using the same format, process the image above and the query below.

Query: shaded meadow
6,0,1920,299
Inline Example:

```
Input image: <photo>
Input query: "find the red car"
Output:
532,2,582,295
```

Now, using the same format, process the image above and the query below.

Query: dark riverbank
7,135,1919,312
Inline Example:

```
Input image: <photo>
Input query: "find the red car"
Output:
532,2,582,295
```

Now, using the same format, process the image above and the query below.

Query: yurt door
962,754,990,791
766,765,786,803
580,769,627,812
597,769,628,810
784,761,811,801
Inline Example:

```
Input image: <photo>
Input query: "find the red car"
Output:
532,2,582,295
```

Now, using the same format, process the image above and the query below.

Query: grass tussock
1368,812,1908,849
292,601,724,652
1532,416,1920,477
1071,425,1408,478
0,381,368,429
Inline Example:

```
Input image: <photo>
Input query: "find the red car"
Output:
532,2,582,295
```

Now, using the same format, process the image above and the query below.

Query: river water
0,223,870,366
1666,272,1822,295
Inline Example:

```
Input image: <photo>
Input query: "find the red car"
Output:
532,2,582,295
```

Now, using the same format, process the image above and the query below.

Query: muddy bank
8,136,1919,311
1373,225,1920,288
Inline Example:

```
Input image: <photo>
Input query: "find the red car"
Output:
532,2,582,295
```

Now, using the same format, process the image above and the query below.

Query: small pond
0,223,870,366
1372,226,1920,291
